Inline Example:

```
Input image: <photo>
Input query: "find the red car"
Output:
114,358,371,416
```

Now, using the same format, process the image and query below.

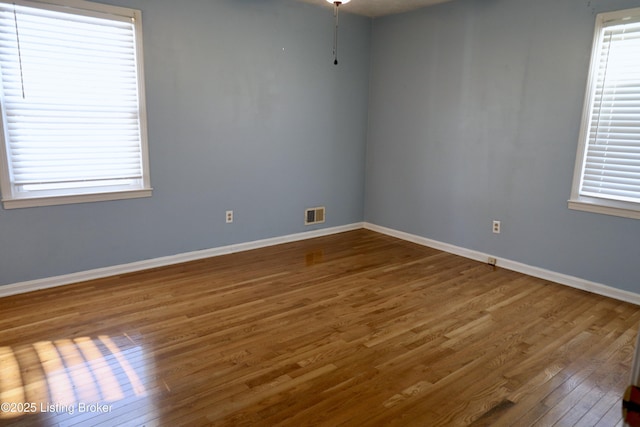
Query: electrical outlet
226,210,233,223
492,220,501,234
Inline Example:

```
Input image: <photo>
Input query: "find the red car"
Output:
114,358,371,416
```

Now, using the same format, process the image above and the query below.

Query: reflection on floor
0,335,153,425
0,230,638,426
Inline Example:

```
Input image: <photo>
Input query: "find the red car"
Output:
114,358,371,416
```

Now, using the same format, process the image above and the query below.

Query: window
0,0,151,209
569,7,640,219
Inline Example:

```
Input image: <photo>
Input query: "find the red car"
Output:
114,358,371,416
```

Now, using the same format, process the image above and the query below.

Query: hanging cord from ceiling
327,0,350,65
332,1,341,65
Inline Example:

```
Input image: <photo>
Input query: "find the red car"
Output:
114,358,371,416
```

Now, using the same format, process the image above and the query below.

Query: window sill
2,188,153,209
568,197,640,220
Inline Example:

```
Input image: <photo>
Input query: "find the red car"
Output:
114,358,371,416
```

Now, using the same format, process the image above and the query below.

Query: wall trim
0,223,364,299
4,221,638,306
364,222,640,306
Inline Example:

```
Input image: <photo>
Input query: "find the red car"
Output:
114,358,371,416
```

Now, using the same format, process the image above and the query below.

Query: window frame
0,0,151,209
569,7,640,220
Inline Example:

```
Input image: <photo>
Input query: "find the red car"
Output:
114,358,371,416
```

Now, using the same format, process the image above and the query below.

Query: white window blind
0,0,151,208
570,8,640,219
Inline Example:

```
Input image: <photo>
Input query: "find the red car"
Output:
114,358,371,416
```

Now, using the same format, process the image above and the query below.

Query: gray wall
2,0,639,297
0,0,372,286
365,0,640,293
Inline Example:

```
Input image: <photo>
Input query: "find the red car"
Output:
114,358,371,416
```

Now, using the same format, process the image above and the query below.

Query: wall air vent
305,206,326,225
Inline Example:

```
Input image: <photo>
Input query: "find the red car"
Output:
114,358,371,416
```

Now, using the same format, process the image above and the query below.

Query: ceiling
293,0,454,18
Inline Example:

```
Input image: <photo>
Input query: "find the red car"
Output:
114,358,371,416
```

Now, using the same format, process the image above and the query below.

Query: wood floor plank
0,229,637,426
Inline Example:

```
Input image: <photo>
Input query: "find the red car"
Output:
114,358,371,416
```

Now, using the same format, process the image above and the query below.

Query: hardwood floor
0,229,638,426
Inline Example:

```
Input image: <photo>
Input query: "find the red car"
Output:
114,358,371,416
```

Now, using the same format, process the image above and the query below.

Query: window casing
0,0,151,209
569,7,640,219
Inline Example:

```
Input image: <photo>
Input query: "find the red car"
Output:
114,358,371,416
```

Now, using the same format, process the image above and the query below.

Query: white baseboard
364,222,640,306
4,221,638,306
0,223,364,299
